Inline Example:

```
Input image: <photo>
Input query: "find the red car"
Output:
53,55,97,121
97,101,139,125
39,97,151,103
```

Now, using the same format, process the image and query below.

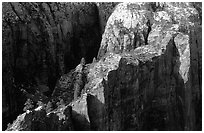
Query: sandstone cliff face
5,2,202,131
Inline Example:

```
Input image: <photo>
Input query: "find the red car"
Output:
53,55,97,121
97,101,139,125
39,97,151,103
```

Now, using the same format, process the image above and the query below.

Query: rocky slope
4,2,202,131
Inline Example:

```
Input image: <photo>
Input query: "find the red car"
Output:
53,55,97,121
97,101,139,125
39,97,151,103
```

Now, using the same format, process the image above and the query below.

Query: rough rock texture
97,2,201,59
97,3,154,59
96,2,119,34
71,94,90,130
6,105,73,131
5,2,202,131
51,58,86,104
2,2,102,129
6,62,89,131
76,2,202,131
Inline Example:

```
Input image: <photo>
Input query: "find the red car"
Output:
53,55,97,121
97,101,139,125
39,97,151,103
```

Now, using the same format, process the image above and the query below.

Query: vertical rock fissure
144,19,152,45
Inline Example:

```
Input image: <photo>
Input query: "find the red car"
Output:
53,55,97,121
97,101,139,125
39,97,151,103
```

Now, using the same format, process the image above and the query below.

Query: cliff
2,2,106,130
3,2,202,131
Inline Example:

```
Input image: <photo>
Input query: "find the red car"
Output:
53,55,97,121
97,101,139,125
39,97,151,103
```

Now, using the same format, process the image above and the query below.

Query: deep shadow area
71,110,91,131
2,2,102,130
140,37,185,130
64,3,102,73
87,94,105,130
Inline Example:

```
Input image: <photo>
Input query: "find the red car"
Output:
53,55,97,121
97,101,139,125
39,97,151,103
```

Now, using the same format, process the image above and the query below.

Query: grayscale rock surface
4,2,202,131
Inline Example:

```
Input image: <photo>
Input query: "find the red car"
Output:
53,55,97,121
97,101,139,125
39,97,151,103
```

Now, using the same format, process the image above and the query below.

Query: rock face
2,2,101,89
6,105,73,131
96,2,119,34
5,2,202,131
97,3,153,59
2,2,102,129
74,2,202,131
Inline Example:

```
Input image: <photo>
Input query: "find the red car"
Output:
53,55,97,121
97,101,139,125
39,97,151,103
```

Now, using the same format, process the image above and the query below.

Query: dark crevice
144,19,152,45
71,110,90,130
149,2,165,12
87,94,105,130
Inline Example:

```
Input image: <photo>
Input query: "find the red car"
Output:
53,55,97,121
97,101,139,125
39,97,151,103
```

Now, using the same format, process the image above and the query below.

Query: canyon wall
4,2,202,131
